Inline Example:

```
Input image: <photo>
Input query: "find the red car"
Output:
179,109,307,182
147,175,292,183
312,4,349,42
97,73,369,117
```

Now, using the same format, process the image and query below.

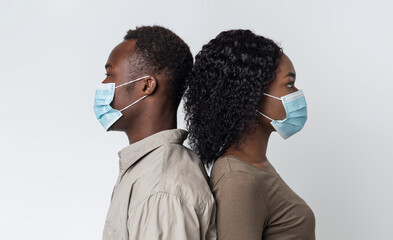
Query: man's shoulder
159,143,214,212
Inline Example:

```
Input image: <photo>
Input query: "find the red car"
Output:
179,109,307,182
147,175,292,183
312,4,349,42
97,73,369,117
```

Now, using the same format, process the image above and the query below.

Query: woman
184,30,315,239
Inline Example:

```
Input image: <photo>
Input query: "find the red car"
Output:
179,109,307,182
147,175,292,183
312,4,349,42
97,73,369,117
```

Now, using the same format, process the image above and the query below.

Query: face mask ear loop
119,95,148,112
256,110,274,121
115,75,150,89
263,93,282,100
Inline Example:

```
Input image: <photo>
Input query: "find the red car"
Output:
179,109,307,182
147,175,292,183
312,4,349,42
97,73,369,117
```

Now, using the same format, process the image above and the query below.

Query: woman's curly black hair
184,29,283,166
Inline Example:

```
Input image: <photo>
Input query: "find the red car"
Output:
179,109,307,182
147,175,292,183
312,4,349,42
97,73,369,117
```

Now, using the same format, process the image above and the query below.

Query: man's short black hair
124,25,193,106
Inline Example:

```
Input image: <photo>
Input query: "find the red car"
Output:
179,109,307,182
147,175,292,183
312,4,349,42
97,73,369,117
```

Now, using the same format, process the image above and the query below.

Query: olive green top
210,155,315,240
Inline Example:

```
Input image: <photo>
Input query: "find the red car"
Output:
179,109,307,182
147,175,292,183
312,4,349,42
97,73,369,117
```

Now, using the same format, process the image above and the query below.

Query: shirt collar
118,129,188,171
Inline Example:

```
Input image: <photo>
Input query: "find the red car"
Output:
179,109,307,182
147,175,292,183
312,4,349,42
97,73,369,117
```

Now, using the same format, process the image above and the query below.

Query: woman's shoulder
210,155,279,187
210,155,255,187
209,156,268,210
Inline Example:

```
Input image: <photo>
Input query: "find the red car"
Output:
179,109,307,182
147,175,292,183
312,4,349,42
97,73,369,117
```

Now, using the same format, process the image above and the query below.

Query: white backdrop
1,0,392,239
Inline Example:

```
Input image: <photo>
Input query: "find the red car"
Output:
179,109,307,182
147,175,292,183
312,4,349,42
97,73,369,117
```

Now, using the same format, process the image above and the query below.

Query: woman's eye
286,82,294,88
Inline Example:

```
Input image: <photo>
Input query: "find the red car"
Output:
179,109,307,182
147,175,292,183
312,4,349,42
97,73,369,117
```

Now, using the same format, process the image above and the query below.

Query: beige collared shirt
103,129,217,240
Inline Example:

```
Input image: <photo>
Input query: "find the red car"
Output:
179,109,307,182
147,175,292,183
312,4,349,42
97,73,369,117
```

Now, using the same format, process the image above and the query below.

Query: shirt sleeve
213,172,268,240
199,194,217,240
127,191,201,240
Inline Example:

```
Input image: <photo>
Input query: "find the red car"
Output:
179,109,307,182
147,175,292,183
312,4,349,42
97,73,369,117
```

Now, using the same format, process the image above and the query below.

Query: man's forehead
107,40,136,65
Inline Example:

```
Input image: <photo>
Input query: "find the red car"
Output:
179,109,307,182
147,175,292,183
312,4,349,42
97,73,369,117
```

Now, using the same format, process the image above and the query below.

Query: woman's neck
223,126,277,173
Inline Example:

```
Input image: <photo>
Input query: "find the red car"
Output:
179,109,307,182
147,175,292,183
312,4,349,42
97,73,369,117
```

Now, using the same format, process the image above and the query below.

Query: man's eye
286,82,294,88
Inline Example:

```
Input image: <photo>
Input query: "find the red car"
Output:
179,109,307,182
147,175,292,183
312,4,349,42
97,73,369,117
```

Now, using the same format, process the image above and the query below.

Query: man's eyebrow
285,72,296,78
105,64,112,69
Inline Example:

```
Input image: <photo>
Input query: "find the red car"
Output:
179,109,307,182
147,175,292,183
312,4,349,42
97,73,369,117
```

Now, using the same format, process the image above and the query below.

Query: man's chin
107,125,121,132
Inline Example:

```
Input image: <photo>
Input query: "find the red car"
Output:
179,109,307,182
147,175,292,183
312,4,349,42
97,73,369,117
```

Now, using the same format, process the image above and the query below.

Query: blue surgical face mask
257,90,307,139
94,75,150,131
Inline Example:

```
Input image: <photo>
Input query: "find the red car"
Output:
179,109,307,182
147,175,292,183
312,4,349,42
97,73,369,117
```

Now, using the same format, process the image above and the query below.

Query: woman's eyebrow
285,72,296,78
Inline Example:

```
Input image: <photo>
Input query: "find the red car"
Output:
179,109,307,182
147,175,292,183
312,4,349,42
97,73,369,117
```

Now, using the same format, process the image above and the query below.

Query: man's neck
125,111,177,145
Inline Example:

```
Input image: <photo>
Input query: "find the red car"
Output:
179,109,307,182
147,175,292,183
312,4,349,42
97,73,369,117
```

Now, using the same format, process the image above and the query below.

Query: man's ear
142,76,157,95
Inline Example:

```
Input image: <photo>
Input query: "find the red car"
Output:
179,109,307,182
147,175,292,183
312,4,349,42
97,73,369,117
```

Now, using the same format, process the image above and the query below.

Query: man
93,26,216,240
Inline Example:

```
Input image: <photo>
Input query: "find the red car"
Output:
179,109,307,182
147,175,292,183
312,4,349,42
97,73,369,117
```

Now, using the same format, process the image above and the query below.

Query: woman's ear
142,76,157,95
